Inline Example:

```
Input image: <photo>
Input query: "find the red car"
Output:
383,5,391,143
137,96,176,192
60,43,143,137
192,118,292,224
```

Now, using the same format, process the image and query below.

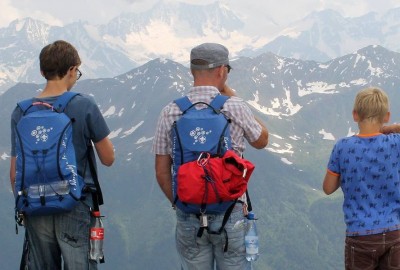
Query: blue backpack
172,94,235,214
172,94,255,251
14,92,85,216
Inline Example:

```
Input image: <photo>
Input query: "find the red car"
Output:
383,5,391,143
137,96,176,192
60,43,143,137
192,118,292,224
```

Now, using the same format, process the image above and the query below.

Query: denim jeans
345,230,400,270
175,203,251,270
24,200,97,270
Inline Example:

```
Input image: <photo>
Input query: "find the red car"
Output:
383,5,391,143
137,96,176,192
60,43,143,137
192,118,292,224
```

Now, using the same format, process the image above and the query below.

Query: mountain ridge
2,3,400,94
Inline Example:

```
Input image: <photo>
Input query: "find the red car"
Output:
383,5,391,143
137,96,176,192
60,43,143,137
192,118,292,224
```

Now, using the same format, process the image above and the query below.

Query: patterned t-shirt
327,133,400,236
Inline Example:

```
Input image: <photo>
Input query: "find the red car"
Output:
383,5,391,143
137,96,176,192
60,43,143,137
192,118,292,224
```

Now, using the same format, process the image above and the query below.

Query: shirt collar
188,86,220,95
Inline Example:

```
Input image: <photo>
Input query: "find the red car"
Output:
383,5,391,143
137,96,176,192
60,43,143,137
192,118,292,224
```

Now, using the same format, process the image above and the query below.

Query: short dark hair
39,40,81,80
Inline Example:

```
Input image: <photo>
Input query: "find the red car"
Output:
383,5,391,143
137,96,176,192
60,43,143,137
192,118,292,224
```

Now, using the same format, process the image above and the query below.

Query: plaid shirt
152,86,262,156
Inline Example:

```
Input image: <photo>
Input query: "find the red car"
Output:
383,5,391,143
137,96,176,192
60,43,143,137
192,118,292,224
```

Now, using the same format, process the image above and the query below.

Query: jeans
345,230,400,270
176,203,251,270
24,200,97,270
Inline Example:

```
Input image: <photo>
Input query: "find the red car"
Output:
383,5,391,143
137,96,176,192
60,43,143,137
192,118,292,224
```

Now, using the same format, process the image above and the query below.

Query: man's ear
217,65,225,78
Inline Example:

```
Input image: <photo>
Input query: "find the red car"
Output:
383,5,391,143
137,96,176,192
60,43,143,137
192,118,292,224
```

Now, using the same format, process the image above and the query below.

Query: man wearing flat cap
153,42,268,269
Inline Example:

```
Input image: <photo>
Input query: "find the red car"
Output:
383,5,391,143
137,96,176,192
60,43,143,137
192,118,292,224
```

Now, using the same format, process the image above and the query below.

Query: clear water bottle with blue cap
245,212,259,261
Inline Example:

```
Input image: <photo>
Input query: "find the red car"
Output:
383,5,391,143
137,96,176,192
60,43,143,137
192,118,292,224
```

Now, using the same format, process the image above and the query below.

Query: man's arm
249,117,268,149
155,154,173,203
381,124,400,134
94,137,115,167
322,171,340,195
220,84,268,149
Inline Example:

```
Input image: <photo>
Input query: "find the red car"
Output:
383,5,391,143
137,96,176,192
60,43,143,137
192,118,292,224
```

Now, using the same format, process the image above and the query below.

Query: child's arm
381,124,400,134
323,170,340,195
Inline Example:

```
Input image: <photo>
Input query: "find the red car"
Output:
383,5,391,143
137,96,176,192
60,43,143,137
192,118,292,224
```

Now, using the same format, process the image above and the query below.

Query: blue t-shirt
11,93,110,184
328,133,400,236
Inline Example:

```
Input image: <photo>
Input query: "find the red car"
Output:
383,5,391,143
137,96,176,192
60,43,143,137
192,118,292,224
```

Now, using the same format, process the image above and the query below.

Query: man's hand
220,84,236,97
381,124,400,134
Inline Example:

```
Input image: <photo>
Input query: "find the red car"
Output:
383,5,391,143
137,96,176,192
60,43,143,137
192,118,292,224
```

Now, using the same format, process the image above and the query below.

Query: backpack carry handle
186,101,221,114
18,100,53,115
17,92,80,115
32,101,53,109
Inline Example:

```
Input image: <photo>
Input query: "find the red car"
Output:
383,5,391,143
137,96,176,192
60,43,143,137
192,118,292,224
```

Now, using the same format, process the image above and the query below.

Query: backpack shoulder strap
86,143,104,208
174,96,193,112
54,91,80,112
17,98,35,114
209,94,229,110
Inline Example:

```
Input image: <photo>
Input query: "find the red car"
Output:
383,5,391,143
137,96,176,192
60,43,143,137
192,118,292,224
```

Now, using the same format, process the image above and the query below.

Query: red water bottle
90,211,104,263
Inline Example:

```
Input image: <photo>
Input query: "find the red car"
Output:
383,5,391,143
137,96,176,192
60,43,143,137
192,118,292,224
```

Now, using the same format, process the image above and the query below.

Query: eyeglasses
76,68,82,80
225,65,232,74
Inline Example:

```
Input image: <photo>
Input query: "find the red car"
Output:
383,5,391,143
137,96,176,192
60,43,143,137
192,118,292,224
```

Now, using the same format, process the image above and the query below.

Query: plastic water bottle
245,212,259,261
28,180,70,198
90,211,104,262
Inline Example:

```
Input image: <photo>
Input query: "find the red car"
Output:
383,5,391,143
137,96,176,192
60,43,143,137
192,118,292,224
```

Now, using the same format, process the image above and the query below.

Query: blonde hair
353,87,389,123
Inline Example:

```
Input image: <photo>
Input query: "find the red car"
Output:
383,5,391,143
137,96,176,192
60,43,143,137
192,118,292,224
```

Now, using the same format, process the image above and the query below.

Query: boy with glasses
10,40,115,269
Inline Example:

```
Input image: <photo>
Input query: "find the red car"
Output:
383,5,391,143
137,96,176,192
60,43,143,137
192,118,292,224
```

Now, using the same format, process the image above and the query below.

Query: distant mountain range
1,1,400,93
1,44,400,269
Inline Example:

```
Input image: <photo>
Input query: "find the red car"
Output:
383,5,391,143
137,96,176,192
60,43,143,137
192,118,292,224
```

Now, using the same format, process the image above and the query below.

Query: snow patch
136,136,153,144
1,152,10,160
248,89,302,117
271,133,283,139
298,81,337,97
281,158,293,165
350,78,368,86
121,121,144,138
289,135,301,140
319,129,335,140
103,106,116,117
346,127,356,137
267,142,294,154
109,128,123,139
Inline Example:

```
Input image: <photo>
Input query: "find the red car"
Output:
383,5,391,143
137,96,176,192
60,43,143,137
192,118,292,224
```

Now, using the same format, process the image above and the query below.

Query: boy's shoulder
336,133,400,145
69,92,95,104
335,135,356,144
64,93,99,112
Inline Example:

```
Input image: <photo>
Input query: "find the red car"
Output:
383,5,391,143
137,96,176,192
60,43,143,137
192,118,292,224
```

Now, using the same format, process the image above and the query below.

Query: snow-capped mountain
0,18,49,85
256,8,400,61
2,2,400,94
1,45,399,269
100,1,247,64
0,18,138,93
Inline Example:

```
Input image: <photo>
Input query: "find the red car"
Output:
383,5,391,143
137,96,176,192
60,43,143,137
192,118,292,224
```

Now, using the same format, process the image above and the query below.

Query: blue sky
1,0,399,33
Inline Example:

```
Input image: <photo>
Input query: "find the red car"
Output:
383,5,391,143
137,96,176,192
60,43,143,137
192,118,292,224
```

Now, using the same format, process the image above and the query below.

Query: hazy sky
1,0,399,31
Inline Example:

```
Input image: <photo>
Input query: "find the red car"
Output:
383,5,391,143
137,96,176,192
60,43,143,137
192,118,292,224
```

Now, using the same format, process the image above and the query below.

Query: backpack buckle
197,152,210,166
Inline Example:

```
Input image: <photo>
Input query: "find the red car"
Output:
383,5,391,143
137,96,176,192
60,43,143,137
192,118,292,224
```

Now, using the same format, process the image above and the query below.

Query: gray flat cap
190,43,230,70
